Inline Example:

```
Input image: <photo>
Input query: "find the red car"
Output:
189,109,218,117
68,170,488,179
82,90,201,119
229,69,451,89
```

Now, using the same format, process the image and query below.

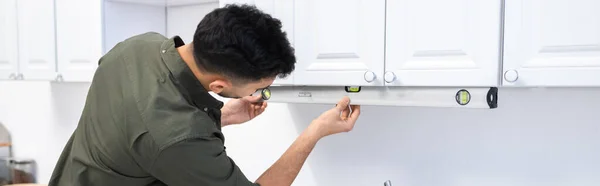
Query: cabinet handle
384,71,397,83
363,71,377,83
55,74,64,82
8,73,16,80
503,70,519,82
384,180,392,186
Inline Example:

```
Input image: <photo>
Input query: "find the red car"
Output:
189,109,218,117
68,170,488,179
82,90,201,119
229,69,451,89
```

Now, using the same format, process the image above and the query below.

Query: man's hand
307,96,361,139
254,96,361,186
221,95,267,127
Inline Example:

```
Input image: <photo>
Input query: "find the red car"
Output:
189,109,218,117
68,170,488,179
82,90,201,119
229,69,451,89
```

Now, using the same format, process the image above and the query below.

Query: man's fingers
335,96,351,111
261,102,268,110
340,105,360,132
348,105,361,122
254,104,261,116
258,103,266,114
244,95,263,103
254,104,261,112
341,105,350,120
252,102,267,116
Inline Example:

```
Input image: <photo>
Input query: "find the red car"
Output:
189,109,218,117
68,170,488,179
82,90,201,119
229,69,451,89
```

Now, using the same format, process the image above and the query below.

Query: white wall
0,82,89,183
1,82,599,185
103,2,167,53
166,2,219,43
224,87,600,186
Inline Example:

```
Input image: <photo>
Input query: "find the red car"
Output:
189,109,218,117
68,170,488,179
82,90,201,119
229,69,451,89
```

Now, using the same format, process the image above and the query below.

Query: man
49,4,361,186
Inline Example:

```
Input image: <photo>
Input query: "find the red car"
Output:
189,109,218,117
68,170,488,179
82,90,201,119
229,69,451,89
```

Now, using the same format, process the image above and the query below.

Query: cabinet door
56,0,103,82
385,0,502,87
254,0,295,85
503,0,600,86
0,0,19,80
17,0,57,80
294,0,386,86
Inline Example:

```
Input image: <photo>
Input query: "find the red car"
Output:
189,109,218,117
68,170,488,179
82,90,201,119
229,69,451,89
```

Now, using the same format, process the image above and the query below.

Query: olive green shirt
49,32,258,186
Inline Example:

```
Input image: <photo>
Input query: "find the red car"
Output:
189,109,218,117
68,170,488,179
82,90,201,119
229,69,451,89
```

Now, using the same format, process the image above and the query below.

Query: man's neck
177,44,211,90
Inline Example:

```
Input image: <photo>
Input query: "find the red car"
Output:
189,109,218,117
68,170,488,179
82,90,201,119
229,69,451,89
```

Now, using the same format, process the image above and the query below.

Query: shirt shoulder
120,32,168,46
98,32,166,67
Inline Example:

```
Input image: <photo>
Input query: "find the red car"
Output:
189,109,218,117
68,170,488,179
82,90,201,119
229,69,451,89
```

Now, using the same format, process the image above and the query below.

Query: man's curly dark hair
192,4,296,84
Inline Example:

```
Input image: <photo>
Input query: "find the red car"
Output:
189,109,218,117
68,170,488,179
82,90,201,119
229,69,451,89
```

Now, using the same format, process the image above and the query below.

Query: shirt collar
159,36,224,110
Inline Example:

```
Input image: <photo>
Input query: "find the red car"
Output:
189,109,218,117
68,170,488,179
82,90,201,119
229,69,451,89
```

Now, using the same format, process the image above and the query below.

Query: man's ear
208,79,231,93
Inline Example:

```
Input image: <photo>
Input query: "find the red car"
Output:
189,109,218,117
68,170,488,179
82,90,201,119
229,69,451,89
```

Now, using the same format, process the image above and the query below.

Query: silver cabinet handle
8,73,16,80
503,69,519,82
384,180,392,186
364,71,377,83
55,74,64,82
384,71,397,83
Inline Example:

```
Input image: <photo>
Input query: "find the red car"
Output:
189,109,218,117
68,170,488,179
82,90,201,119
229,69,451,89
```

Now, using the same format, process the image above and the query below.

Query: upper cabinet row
2,0,599,87
244,0,600,87
0,0,167,82
1,0,58,81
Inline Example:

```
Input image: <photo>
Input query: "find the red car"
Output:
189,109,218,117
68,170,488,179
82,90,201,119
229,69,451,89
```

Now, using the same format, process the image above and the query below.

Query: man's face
217,77,275,99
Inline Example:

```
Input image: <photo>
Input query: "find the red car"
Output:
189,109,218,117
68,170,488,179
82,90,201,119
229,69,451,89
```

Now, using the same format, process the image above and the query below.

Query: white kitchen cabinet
385,0,502,87
55,0,104,82
503,0,600,87
293,0,386,86
0,0,20,80
168,0,219,6
0,0,54,81
17,0,58,80
110,0,218,6
256,0,295,85
218,0,296,85
55,0,166,82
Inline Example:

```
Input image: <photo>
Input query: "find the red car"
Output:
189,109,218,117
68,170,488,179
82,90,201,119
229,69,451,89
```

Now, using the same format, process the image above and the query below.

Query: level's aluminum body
267,86,498,109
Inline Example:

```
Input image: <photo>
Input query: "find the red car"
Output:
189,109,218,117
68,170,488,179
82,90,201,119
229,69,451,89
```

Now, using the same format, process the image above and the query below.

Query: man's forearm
255,126,321,186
